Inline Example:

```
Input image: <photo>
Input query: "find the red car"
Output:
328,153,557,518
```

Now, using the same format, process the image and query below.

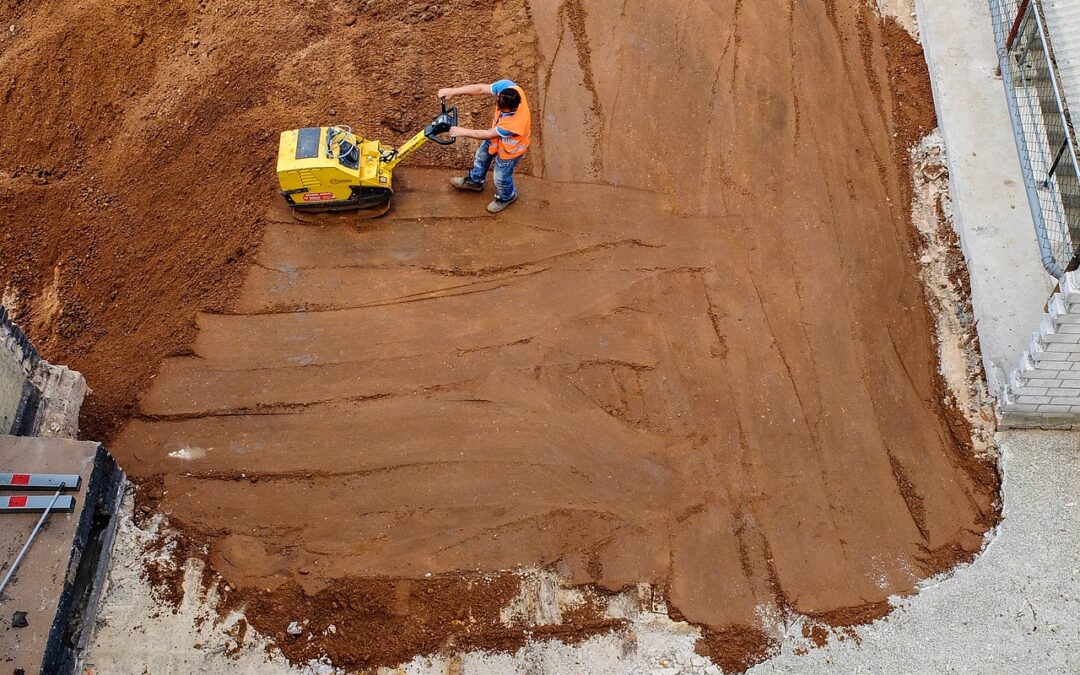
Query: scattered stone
286,621,303,636
12,611,29,628
299,568,310,575
139,505,151,514
344,16,356,26
922,162,947,181
329,107,337,116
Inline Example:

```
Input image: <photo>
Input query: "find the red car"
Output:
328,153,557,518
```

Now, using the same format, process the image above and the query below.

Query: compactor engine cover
276,126,394,212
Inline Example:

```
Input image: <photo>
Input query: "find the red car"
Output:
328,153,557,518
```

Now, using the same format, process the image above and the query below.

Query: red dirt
1,0,1000,672
0,0,524,442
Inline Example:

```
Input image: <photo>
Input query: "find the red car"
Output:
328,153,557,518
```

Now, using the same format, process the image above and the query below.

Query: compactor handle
425,98,458,146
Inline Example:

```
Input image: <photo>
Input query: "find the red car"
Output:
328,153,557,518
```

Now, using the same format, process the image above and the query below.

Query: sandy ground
82,431,1080,674
114,1,997,670
6,0,1003,671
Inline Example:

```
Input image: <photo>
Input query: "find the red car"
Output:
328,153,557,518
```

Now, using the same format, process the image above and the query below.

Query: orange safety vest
489,86,532,160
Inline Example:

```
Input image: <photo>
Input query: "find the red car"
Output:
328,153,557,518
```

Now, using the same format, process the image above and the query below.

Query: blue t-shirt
490,80,519,139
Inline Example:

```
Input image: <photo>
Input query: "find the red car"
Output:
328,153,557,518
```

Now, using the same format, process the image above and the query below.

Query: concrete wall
0,306,87,438
0,348,27,432
0,306,41,434
1000,271,1080,427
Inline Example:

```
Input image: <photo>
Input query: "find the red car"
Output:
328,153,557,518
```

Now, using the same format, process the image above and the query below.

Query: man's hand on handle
438,83,493,101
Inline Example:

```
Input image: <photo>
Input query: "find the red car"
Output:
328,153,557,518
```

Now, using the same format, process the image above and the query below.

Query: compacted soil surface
1,0,999,671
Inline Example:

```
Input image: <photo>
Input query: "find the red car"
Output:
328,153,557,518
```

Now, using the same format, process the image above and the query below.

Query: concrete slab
0,436,122,675
915,0,1055,390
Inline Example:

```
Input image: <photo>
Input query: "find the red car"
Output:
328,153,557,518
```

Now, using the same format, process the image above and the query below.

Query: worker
438,79,532,214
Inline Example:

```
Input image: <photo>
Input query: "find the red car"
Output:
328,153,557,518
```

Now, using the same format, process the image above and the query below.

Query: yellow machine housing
276,127,396,211
276,102,458,213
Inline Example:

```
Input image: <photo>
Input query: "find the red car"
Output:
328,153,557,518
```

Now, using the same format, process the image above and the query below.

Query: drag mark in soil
182,459,596,486
730,0,744,93
886,452,930,541
420,238,662,277
787,0,802,145
700,279,730,361
137,392,396,421
557,0,605,177
818,0,891,197
856,1,887,125
703,53,751,205
748,271,848,557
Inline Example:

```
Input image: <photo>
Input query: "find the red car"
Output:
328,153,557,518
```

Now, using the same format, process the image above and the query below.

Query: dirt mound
3,0,999,672
0,0,532,441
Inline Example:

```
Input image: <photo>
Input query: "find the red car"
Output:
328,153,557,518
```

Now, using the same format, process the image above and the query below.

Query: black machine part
288,185,393,213
424,98,458,146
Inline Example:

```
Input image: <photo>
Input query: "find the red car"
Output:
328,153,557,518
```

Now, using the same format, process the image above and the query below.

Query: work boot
487,194,518,214
451,176,484,192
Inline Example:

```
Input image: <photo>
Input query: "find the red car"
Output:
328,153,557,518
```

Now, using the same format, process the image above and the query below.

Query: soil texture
1,0,999,671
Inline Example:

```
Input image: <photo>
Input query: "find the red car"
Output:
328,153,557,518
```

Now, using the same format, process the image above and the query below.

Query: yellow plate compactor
275,100,458,216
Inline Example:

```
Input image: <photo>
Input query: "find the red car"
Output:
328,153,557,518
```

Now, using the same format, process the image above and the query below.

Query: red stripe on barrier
7,496,27,508
11,474,30,485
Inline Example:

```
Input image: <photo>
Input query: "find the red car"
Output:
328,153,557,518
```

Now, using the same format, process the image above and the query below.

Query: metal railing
990,0,1080,278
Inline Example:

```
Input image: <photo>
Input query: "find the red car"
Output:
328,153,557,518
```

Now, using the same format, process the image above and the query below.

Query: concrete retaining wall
0,305,43,434
0,306,87,437
1000,270,1080,427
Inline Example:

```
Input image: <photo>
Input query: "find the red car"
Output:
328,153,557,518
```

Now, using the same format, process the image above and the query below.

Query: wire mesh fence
990,0,1080,278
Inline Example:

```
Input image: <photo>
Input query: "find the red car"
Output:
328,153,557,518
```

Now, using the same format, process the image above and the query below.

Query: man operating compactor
438,79,532,214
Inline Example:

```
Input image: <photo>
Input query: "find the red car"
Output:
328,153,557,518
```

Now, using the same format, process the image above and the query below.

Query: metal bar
0,494,75,513
0,472,82,491
1047,138,1068,181
1006,0,1031,51
0,485,66,595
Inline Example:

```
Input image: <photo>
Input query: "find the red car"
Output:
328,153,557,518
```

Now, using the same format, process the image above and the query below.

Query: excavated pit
0,0,999,671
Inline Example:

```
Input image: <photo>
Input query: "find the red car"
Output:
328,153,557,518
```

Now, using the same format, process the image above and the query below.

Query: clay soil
1,0,999,672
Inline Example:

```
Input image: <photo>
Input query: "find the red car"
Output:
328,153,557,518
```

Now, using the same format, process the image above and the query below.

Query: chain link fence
990,0,1080,278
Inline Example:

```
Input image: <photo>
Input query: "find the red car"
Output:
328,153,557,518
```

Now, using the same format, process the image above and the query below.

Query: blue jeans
468,140,521,202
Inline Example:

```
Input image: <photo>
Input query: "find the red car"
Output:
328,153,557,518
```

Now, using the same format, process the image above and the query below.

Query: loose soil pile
0,0,523,441
2,0,999,672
